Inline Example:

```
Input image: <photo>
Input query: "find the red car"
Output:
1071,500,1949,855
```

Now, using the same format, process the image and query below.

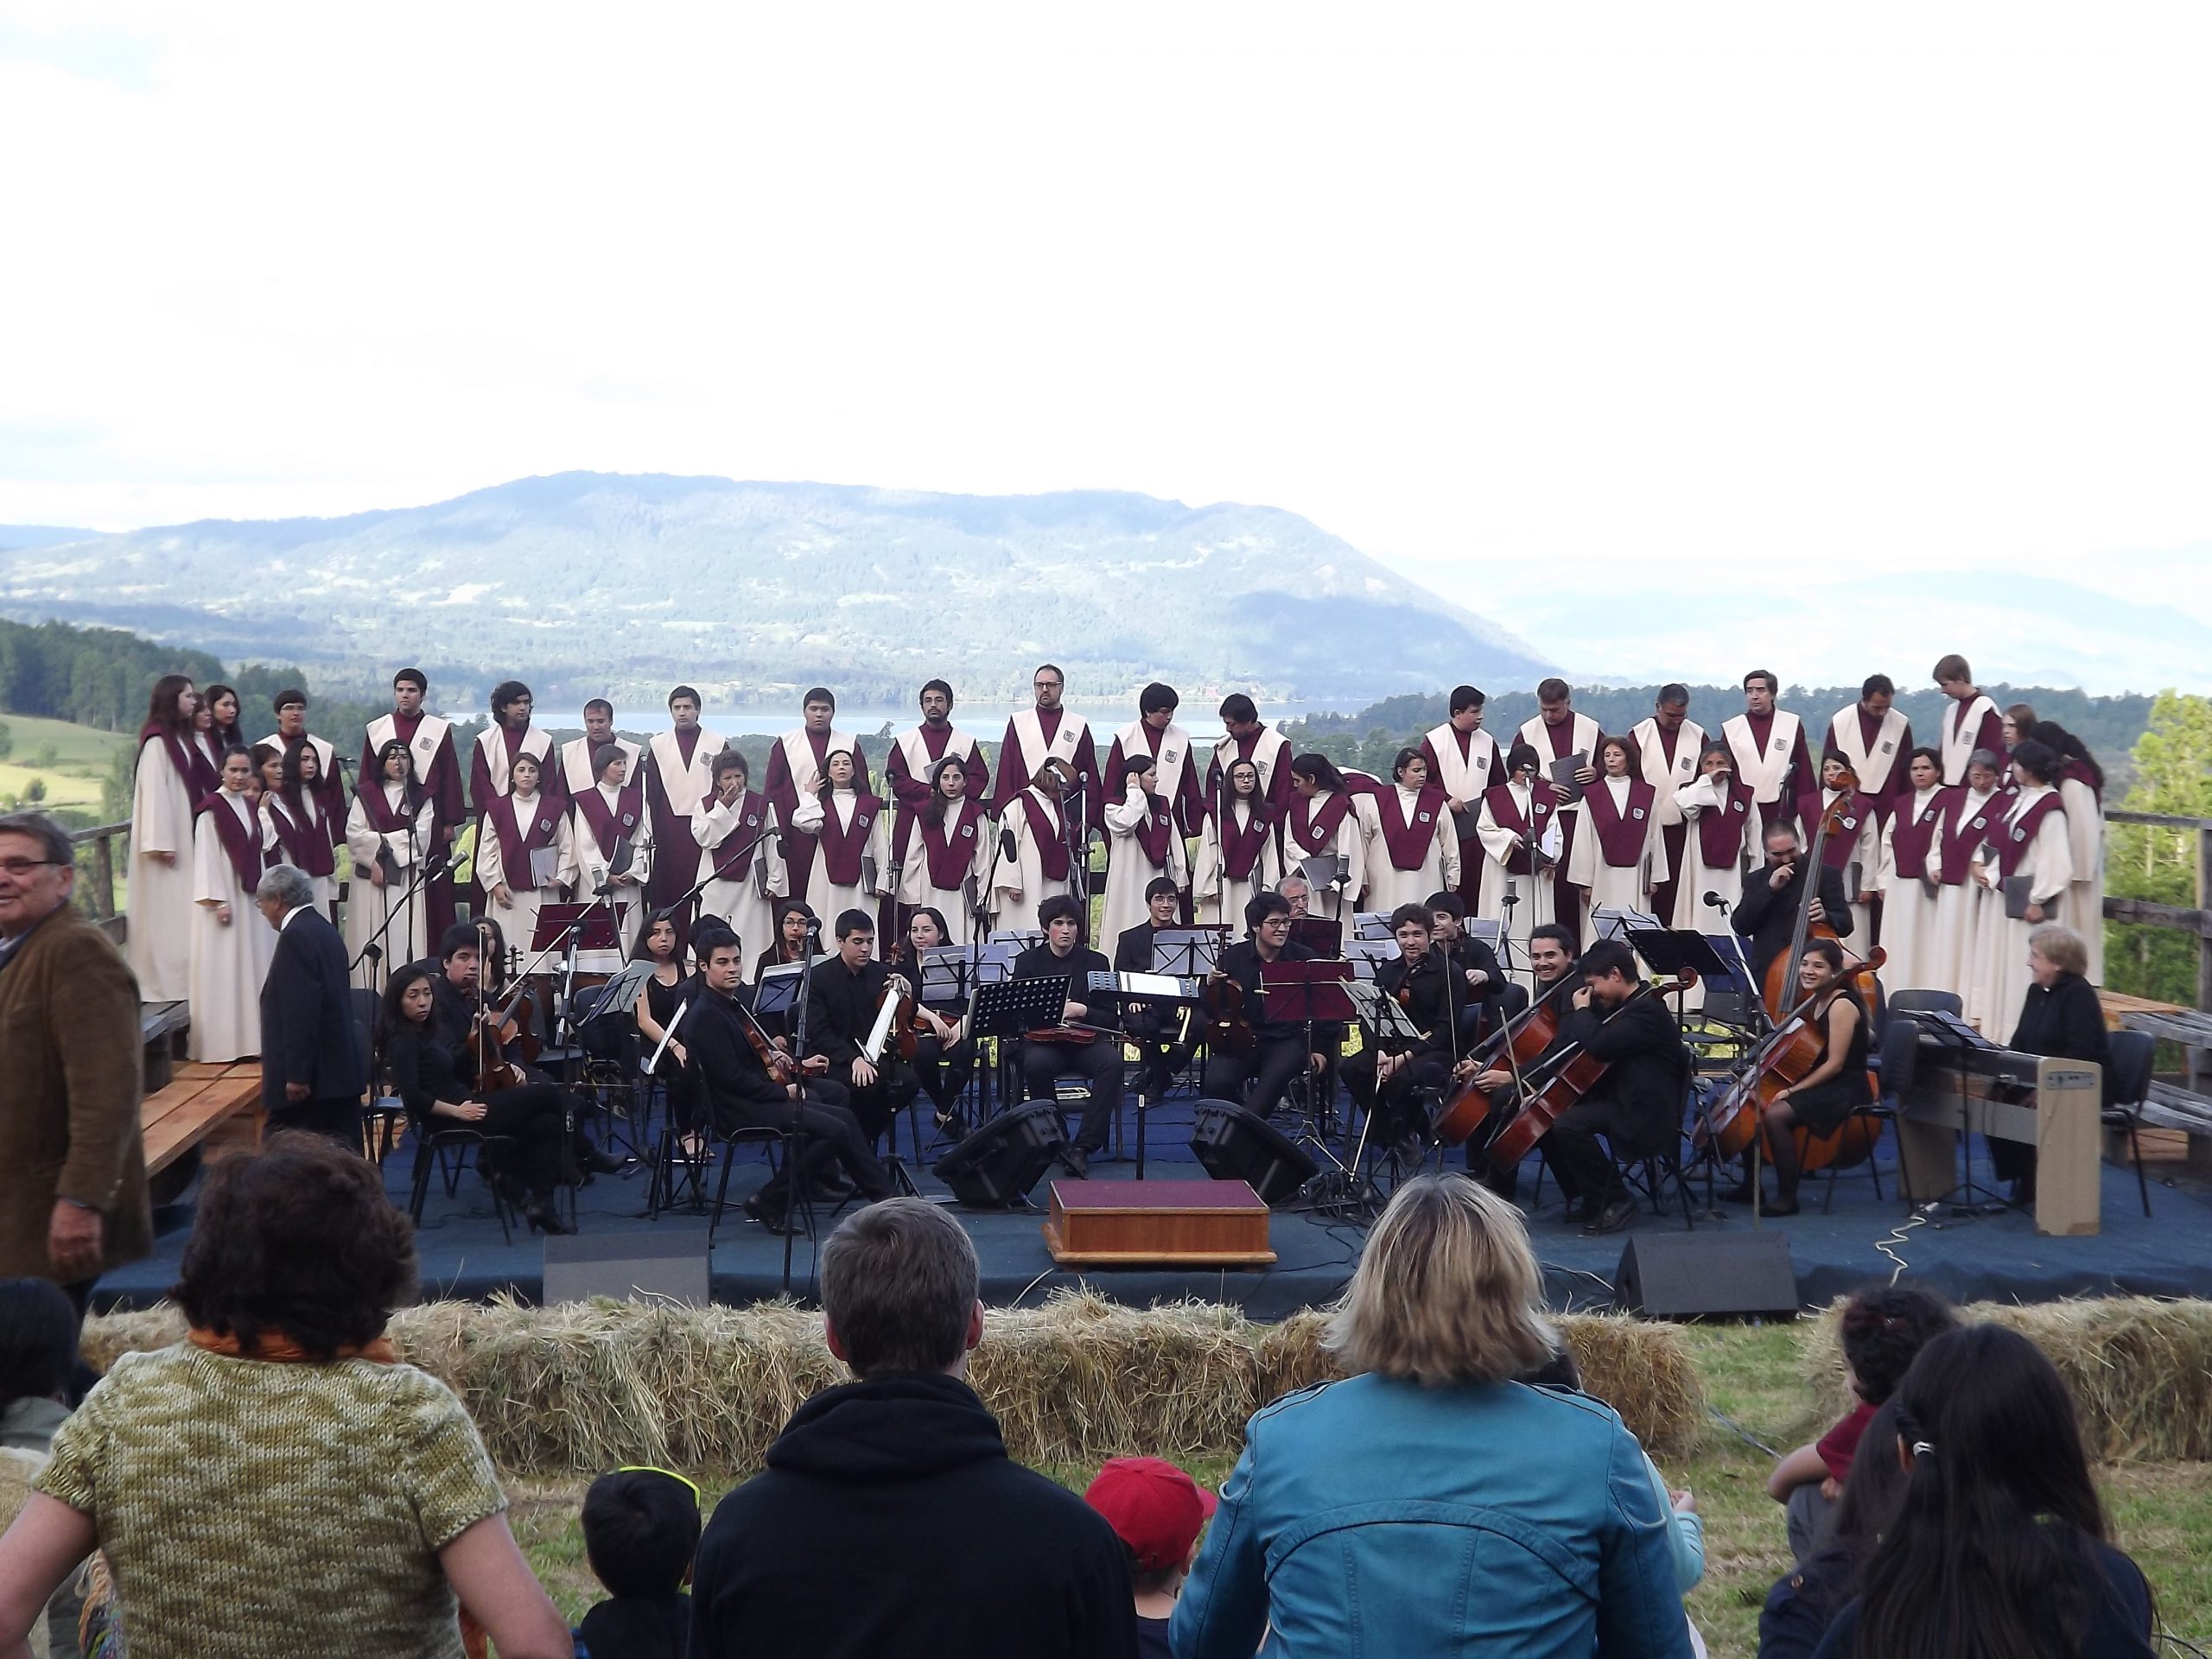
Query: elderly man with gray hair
255,861,368,1147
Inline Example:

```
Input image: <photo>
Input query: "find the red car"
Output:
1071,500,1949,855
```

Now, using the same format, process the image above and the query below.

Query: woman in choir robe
188,747,278,1062
1475,742,1565,983
259,741,341,918
1192,758,1281,940
476,752,569,965
187,698,224,795
1103,756,1189,949
249,741,285,811
1281,753,1368,927
1928,752,2005,1014
1967,741,2073,1035
1795,752,1883,950
563,742,654,955
1870,747,1954,997
993,758,1079,935
695,748,788,962
789,743,887,932
127,674,205,1001
2030,721,2107,984
1568,733,1668,938
204,683,245,754
897,755,992,946
1669,743,1756,928
345,739,438,992
899,905,976,1135
1356,747,1459,918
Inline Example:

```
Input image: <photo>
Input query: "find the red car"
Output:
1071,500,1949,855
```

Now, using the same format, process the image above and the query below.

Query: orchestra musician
560,700,639,799
1276,872,1311,919
257,744,340,918
1966,740,2073,1037
1628,684,1705,926
632,911,703,1163
1669,742,1756,932
345,737,439,991
1426,892,1511,1049
897,906,976,1137
1516,679,1601,925
1720,669,1813,836
642,685,724,914
562,741,653,950
1421,685,1503,912
1462,923,1581,1197
1356,747,1460,916
1102,754,1190,946
474,752,569,959
1728,939,1872,1216
1475,741,1565,979
765,689,870,900
1988,923,2112,1205
1192,757,1281,939
803,909,922,1151
1731,819,1854,990
1281,753,1366,925
1104,682,1203,836
360,668,467,939
1341,905,1472,1166
1116,877,1200,1104
1012,894,1120,1178
1568,734,1667,938
895,754,992,946
694,748,788,959
1208,694,1293,818
788,741,888,928
1827,674,1914,823
1934,654,2005,785
1198,891,1339,1122
993,757,1080,934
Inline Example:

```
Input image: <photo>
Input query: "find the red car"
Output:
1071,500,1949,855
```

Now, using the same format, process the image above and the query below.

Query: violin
467,986,533,1094
1699,951,1886,1172
1200,971,1256,1055
865,975,922,1064
1485,976,1694,1169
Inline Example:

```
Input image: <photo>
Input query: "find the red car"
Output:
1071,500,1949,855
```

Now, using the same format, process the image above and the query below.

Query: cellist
1457,923,1582,1199
1731,820,1854,989
1726,939,1872,1216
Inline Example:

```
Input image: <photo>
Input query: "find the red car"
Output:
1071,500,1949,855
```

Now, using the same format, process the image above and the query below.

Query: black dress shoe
524,1198,575,1236
1764,1197,1802,1217
742,1192,803,1235
582,1145,627,1176
1581,1197,1637,1236
1717,1182,1762,1205
1559,1196,1592,1224
1059,1145,1090,1180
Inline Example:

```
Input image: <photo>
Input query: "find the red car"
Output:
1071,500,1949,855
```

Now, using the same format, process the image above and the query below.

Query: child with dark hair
2,1277,85,1656
1084,1458,1217,1659
1758,1395,1911,1659
1770,1284,1956,1560
579,1466,701,1658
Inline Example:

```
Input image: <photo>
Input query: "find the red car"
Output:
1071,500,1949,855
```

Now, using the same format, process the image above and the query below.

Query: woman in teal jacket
1172,1175,1694,1659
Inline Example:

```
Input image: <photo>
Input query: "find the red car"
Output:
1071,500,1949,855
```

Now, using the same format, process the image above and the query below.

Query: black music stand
1344,938,1400,982
753,962,805,1021
918,947,972,1005
1907,1010,2012,1221
1261,959,1372,1216
972,975,1079,1145
1150,926,1226,976
1625,929,1732,1026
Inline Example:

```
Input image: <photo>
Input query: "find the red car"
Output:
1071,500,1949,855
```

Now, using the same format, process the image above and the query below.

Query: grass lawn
0,710,130,812
506,1318,2212,1655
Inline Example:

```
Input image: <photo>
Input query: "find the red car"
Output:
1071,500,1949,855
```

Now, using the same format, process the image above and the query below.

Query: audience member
687,1198,1135,1658
1811,1324,2157,1659
580,1465,698,1659
1768,1284,1955,1560
1,1278,84,1659
1084,1457,1217,1659
0,1134,573,1659
1757,1397,1909,1659
1172,1174,1692,1658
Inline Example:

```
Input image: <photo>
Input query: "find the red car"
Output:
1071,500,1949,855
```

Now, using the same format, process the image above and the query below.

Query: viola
1485,976,1694,1168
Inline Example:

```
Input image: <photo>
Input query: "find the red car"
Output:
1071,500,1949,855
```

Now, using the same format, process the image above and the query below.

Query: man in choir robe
1933,653,2006,786
1421,684,1504,912
1826,673,1914,823
561,699,640,799
1796,753,1882,950
883,679,989,814
993,759,1079,934
643,684,725,913
1104,682,1204,836
1628,683,1707,928
1206,694,1292,819
1720,669,1813,836
360,668,469,941
764,688,870,904
470,681,558,808
990,663,1100,835
1515,677,1599,926
270,688,349,828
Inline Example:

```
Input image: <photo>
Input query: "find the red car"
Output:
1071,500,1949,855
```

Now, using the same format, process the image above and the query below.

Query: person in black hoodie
687,1198,1136,1659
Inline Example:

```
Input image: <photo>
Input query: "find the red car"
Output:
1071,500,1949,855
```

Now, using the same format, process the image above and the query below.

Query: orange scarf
188,1326,399,1364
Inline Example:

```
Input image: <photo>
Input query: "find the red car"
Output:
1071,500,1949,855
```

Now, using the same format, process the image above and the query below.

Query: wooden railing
67,818,131,938
2102,809,2212,1131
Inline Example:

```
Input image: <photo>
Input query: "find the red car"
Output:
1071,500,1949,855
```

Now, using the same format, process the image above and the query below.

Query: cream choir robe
188,791,276,1061
257,791,339,913
1208,728,1294,818
885,723,988,813
644,726,724,902
1872,785,1952,998
563,781,654,959
1568,775,1669,937
694,791,788,960
1967,785,2071,1035
127,734,202,1001
1800,785,1882,955
1938,693,2005,786
1721,710,1811,832
790,790,889,933
1827,704,1913,816
1420,721,1504,907
560,734,641,799
344,782,437,991
1102,784,1190,949
1670,774,1755,928
1516,714,1602,898
1193,799,1282,940
1476,780,1562,989
896,798,994,946
1357,784,1460,917
766,728,869,897
2059,775,2105,983
474,788,571,971
473,724,556,805
1929,785,2004,1014
991,707,1100,833
1280,791,1365,926
1629,716,1707,921
993,786,1077,935
1104,719,1204,836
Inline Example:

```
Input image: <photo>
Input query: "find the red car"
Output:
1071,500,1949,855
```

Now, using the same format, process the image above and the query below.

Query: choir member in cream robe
559,700,639,801
268,688,349,830
895,756,993,946
884,679,989,815
1356,747,1460,918
1871,748,1952,997
1568,734,1669,938
1421,685,1504,912
1720,669,1813,835
1516,680,1601,925
993,760,1079,935
1208,694,1293,819
1475,743,1565,985
471,681,557,807
1103,683,1204,836
764,688,870,903
1796,753,1883,956
1826,675,1914,823
1102,758,1191,949
474,752,570,967
188,749,277,1062
1933,653,2006,785
788,743,889,932
127,675,206,1001
1966,742,2073,1035
562,743,654,955
188,702,225,795
258,744,341,916
990,664,1100,835
1281,753,1368,928
642,684,724,912
1929,753,2005,1014
346,741,439,991
2033,721,2107,984
695,749,788,958
360,668,469,940
1671,744,1757,927
1193,759,1281,940
1628,684,1707,926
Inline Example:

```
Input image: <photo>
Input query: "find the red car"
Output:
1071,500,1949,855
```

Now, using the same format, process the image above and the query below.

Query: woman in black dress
1753,938,1872,1215
899,905,976,1135
632,910,702,1159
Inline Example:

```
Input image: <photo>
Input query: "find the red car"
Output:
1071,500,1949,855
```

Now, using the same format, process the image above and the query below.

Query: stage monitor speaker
1190,1099,1319,1206
933,1100,1066,1208
543,1225,711,1306
1614,1230,1798,1320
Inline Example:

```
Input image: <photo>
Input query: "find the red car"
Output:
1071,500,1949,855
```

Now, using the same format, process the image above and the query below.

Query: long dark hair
1290,752,1348,795
379,962,438,1045
278,739,321,820
2026,721,2105,794
204,683,244,748
144,674,194,737
1853,1325,2128,1659
1222,757,1271,827
924,754,968,825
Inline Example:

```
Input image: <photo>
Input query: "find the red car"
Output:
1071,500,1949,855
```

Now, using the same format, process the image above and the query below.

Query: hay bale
78,1304,186,1372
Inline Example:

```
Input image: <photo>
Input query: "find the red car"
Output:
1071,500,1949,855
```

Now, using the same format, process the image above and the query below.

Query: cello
1484,975,1695,1168
1429,975,1575,1147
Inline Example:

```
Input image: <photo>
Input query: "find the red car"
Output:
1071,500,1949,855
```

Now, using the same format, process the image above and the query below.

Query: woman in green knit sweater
0,1134,572,1659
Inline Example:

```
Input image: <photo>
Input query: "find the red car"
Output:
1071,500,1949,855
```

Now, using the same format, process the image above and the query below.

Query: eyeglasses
0,858,67,879
615,1465,702,1505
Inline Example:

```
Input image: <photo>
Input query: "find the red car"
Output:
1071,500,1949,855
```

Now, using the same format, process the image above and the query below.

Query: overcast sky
3,3,2209,690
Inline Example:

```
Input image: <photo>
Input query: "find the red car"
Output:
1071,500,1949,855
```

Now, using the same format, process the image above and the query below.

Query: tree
2103,690,2212,1006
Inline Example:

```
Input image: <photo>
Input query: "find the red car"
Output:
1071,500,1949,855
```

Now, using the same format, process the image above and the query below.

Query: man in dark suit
1731,820,1855,988
256,863,369,1146
1541,938,1691,1235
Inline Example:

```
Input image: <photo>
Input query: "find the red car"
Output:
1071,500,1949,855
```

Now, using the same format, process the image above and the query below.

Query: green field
0,710,130,812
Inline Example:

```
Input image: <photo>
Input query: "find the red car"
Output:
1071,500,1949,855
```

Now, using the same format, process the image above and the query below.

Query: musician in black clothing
1116,876,1200,1100
1426,890,1514,1045
1012,893,1120,1178
1732,938,1872,1215
1464,922,1582,1196
1341,905,1470,1163
1732,820,1854,987
1198,891,1342,1122
897,905,976,1135
688,923,893,1232
1990,922,2113,1203
804,910,922,1147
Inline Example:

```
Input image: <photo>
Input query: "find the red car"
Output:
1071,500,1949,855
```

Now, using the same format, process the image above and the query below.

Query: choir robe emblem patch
1631,806,1645,821
535,815,554,836
621,811,636,828
960,823,975,839
1417,810,1432,823
415,734,437,757
746,813,759,827
1880,740,1895,753
1772,738,1786,753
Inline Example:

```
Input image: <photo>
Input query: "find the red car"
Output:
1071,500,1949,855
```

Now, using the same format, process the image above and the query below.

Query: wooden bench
143,1062,264,1201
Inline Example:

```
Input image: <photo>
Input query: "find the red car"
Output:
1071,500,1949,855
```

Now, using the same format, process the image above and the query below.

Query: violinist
1460,923,1580,1198
1728,939,1871,1216
1012,894,1120,1178
1199,891,1341,1122
803,910,921,1149
632,911,703,1162
1116,876,1199,1103
1732,820,1853,989
1340,905,1465,1167
898,906,976,1136
1426,891,1510,1049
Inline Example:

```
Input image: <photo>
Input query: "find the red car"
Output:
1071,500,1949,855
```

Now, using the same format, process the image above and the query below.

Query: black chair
353,987,407,1163
405,1122,519,1245
702,1120,806,1294
1888,988,1963,1020
2102,1029,2158,1218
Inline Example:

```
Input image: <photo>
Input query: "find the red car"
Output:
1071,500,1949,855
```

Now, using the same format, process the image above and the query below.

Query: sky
3,3,2210,692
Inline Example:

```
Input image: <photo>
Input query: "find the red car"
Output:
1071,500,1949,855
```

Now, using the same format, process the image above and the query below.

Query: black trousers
830,1056,920,1147
1204,1035,1315,1120
1541,1088,1675,1208
267,1096,362,1150
1125,1007,1196,1096
912,1033,976,1117
717,1079,893,1209
1022,1036,1122,1153
470,1083,569,1198
1340,1049,1449,1145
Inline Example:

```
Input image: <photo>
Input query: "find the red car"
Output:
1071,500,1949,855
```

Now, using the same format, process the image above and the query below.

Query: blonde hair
2028,923,2088,977
1322,1174,1559,1386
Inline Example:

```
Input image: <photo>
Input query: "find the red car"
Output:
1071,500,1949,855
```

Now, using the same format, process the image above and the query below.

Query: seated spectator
1173,1173,1693,1659
578,1465,698,1659
1811,1324,2158,1659
1757,1396,1909,1659
1,1278,83,1659
688,1198,1134,1659
0,1134,572,1659
1769,1283,1955,1560
1084,1457,1217,1659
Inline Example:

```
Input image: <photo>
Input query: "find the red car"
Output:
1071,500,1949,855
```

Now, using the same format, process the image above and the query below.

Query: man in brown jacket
0,811,151,1306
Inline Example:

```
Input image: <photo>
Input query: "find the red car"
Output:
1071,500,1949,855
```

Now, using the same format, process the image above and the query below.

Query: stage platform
94,1090,2212,1318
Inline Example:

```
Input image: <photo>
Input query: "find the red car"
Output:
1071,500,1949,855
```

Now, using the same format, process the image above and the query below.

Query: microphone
804,917,823,935
1702,891,1724,909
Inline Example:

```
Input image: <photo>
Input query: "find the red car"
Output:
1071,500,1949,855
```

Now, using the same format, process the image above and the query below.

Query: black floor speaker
1190,1099,1319,1206
932,1100,1067,1207
543,1225,711,1306
1614,1230,1799,1319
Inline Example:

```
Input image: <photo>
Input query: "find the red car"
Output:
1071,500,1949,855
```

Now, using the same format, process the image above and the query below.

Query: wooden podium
1043,1179,1276,1268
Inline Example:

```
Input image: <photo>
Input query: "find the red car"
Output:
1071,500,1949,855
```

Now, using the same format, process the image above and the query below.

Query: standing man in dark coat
255,862,369,1146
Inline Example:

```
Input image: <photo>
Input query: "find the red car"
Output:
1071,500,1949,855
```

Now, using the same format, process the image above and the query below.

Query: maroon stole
1482,783,1556,875
1127,791,1174,869
1582,778,1657,868
1538,720,1575,759
815,791,882,886
355,779,423,836
1888,789,1954,884
190,732,223,796
1020,791,1072,880
2061,759,2102,803
1992,790,2064,879
1796,790,1876,871
1286,791,1355,856
486,792,562,884
709,791,771,882
1695,778,1758,868
1938,791,2001,885
919,798,988,889
270,790,337,878
1215,799,1273,881
1375,786,1447,871
575,783,645,861
201,791,264,893
139,720,199,794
